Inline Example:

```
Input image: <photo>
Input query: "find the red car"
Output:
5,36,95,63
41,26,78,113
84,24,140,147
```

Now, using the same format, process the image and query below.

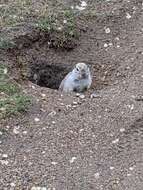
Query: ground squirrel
59,63,92,93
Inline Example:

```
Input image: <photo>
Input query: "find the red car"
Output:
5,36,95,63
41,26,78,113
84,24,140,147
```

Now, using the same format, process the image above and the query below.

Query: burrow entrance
28,61,73,89
27,59,115,91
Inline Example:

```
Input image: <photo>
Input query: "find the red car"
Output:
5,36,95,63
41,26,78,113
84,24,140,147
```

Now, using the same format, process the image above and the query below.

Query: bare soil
0,0,143,189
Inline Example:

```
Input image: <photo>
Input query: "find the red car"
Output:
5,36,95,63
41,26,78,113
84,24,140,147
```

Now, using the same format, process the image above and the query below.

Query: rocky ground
0,0,143,189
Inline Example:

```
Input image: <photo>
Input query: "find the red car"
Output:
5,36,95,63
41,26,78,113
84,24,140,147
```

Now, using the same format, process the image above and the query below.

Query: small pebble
76,93,80,97
81,1,87,7
115,37,120,40
70,157,77,163
2,154,8,158
23,131,28,135
0,131,3,135
79,129,84,132
51,161,58,165
63,19,67,24
34,117,40,122
73,101,78,105
10,183,16,187
129,166,134,171
104,43,108,48
57,27,62,31
66,104,72,109
90,93,101,98
48,111,56,116
76,5,86,11
41,94,46,97
79,94,85,99
13,126,20,134
112,138,119,144
110,166,114,170
105,27,111,33
31,85,36,89
94,172,100,179
126,13,131,19
120,128,125,132
3,68,8,74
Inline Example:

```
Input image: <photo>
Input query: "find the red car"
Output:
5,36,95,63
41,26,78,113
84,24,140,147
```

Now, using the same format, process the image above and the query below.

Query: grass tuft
0,64,31,119
0,38,16,50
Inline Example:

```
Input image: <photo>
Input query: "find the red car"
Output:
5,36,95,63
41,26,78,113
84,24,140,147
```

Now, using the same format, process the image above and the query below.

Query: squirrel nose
81,73,86,78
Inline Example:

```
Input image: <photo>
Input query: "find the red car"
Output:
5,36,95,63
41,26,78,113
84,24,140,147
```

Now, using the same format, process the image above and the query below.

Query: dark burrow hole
28,59,114,91
28,60,72,89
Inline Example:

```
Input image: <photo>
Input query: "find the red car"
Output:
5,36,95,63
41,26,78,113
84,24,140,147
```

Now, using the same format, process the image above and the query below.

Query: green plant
0,64,31,119
0,94,31,119
63,9,78,38
0,38,16,50
37,15,57,32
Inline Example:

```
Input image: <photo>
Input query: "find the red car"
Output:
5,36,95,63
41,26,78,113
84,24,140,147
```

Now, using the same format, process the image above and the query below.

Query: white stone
79,94,85,99
51,161,58,165
34,117,40,122
73,101,78,105
120,128,125,132
23,131,28,135
76,5,86,11
57,27,62,31
90,93,101,98
13,126,20,134
63,19,67,24
3,68,8,74
105,27,111,33
10,183,16,187
81,1,87,7
112,138,119,144
94,172,100,179
115,37,120,40
104,43,108,48
126,13,131,19
76,93,80,97
110,166,114,170
2,154,8,158
31,85,36,89
129,166,134,171
79,129,84,132
48,111,56,116
70,157,77,163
